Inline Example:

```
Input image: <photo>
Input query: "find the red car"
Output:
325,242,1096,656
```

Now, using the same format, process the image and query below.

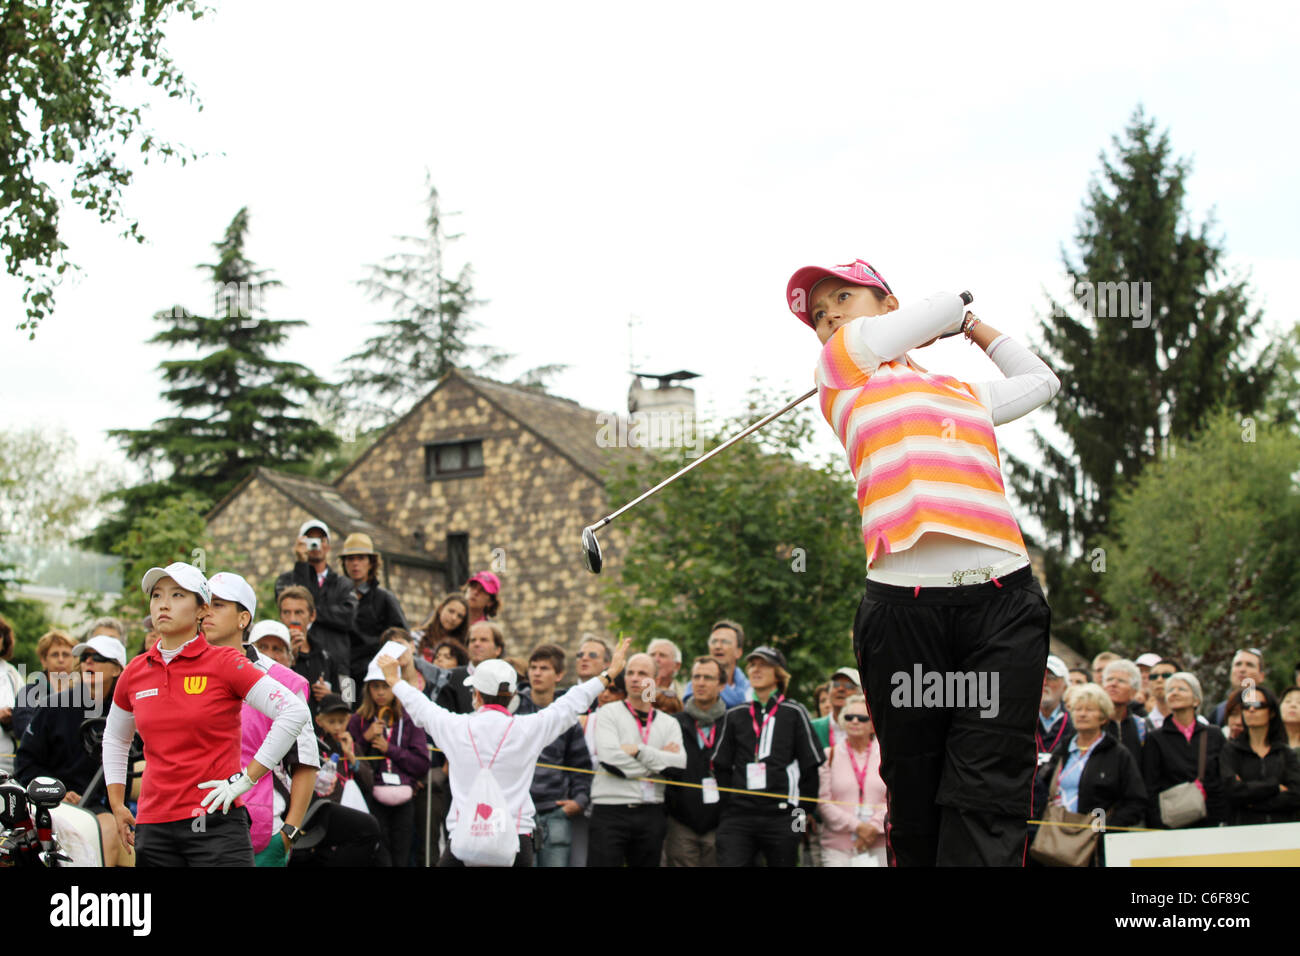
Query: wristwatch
280,823,303,845
599,670,611,686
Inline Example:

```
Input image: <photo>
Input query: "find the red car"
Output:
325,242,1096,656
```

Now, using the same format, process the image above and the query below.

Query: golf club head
26,777,65,811
582,526,603,574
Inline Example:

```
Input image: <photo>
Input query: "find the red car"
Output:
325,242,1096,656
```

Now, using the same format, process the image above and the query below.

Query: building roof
207,467,440,568
337,367,645,487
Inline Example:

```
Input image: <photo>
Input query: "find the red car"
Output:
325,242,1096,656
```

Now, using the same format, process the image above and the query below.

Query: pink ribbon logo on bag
475,803,493,821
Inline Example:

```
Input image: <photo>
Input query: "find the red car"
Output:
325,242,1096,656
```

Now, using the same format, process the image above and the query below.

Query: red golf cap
467,571,501,595
786,259,892,329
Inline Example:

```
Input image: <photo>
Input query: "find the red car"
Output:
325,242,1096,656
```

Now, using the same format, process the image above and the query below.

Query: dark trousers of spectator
663,815,717,867
290,801,391,867
716,811,800,867
135,807,254,867
588,804,667,867
853,565,1050,867
371,798,416,868
438,833,534,867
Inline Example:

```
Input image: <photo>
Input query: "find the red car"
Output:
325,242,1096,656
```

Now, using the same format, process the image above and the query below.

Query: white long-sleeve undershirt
102,674,310,788
850,303,1060,582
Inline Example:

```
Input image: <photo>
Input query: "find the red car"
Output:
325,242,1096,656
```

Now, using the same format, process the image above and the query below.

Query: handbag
1029,759,1100,867
1158,730,1208,828
370,718,414,807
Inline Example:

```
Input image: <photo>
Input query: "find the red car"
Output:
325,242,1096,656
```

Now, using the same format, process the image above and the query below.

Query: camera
307,539,322,551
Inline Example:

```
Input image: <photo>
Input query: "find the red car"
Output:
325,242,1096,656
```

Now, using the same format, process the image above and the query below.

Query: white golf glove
198,770,256,814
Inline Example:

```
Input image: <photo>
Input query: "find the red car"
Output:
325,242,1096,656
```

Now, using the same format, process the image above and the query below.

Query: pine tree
1004,107,1282,649
341,179,505,428
87,208,338,552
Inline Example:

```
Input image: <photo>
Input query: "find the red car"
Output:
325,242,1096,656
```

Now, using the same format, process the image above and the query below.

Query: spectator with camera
276,519,359,687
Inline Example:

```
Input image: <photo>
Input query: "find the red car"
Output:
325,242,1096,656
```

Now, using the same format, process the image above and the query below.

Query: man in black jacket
711,646,824,867
665,656,727,866
516,645,591,867
276,520,359,693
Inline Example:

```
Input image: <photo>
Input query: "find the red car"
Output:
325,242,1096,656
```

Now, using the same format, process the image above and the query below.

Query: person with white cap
373,635,632,867
275,519,359,693
204,572,320,866
15,631,132,865
1135,652,1162,703
347,656,430,866
101,561,311,866
810,666,862,752
1029,655,1074,836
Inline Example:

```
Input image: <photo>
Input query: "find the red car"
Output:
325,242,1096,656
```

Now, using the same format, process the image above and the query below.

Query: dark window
446,533,469,589
425,439,484,480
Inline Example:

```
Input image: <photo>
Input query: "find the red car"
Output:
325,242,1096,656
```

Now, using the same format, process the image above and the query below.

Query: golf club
581,292,974,573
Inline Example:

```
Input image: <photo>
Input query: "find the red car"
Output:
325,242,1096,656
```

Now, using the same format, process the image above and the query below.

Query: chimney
628,370,699,449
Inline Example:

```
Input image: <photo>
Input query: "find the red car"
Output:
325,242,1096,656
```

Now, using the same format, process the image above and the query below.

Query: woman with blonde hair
1036,683,1144,864
817,694,887,866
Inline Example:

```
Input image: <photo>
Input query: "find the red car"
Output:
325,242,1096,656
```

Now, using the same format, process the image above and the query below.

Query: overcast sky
3,0,1298,541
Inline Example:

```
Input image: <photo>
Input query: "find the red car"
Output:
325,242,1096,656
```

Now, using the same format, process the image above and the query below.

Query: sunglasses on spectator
831,679,858,689
1241,700,1269,711
85,652,116,664
577,651,603,659
842,714,872,723
1150,670,1176,678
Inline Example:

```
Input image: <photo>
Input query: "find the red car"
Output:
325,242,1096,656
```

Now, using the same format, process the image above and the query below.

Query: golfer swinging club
786,259,1060,866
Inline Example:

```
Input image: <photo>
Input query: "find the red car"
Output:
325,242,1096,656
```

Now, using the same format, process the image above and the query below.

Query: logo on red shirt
183,676,207,695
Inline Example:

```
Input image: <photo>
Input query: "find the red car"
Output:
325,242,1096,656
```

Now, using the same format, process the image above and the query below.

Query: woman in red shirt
102,561,310,866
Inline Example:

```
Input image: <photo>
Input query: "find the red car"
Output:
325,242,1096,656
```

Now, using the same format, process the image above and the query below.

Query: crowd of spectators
3,517,1298,868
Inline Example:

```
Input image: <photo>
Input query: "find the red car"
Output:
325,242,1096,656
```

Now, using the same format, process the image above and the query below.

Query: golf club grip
938,290,974,338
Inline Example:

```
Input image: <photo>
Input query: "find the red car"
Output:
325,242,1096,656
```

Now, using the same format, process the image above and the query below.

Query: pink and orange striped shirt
816,325,1029,567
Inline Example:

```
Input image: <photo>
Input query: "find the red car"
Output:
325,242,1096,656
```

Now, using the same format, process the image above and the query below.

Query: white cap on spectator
363,660,386,683
141,562,210,605
73,635,127,669
1135,653,1162,668
464,658,518,697
249,620,291,651
208,571,257,619
832,666,862,685
1046,655,1068,678
299,519,330,539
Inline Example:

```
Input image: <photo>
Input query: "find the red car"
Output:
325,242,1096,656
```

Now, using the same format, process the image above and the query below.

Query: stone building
207,369,637,656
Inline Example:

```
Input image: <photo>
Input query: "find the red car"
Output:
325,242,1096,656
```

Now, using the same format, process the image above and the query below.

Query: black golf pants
853,564,1050,867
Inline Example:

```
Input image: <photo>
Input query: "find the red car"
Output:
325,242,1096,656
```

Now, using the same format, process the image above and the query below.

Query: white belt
866,553,1030,588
